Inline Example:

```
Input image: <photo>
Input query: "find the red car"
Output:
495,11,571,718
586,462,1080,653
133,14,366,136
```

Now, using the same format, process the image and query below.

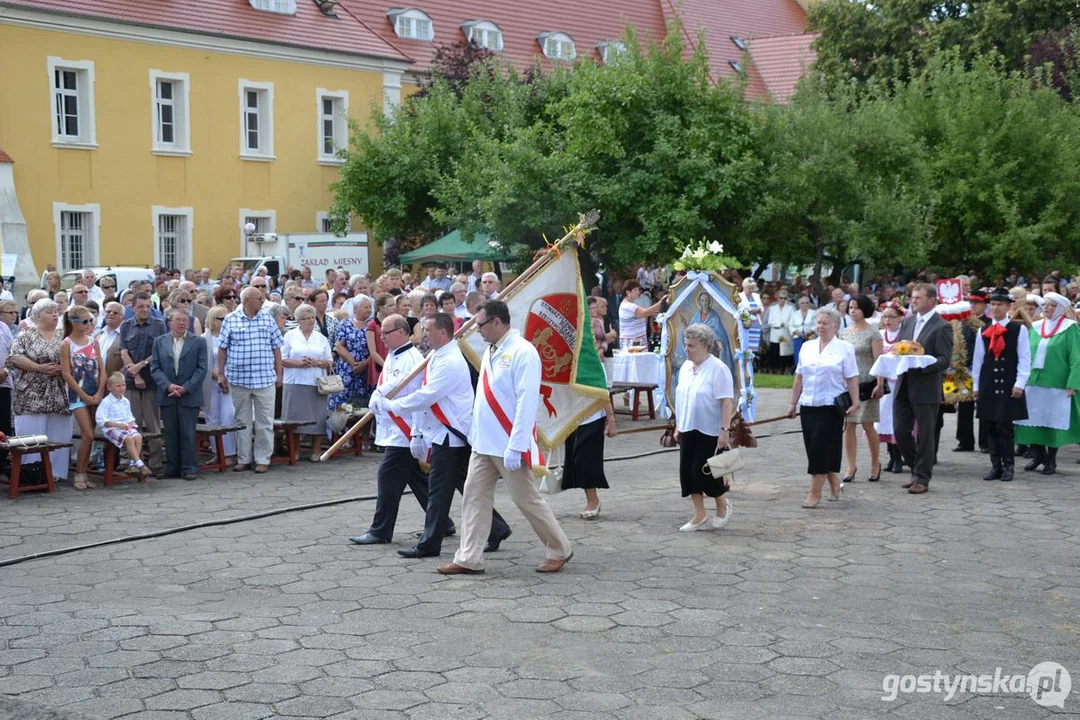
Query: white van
60,266,155,294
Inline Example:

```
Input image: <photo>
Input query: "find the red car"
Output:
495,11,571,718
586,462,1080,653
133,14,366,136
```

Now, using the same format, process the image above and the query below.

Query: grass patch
753,373,795,389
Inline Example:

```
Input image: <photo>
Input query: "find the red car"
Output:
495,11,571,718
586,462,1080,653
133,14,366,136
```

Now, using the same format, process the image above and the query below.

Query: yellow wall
0,23,387,275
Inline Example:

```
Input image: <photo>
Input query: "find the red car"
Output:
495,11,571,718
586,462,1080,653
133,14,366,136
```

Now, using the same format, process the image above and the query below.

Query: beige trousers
453,451,572,571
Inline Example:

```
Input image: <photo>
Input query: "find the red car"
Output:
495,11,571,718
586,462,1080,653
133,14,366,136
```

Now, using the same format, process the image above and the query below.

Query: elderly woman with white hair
281,303,333,462
737,278,763,356
673,323,735,532
1014,291,1080,475
787,306,860,508
5,298,74,484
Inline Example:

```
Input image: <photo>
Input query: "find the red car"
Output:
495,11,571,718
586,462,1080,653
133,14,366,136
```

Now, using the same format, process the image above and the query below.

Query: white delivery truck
220,232,370,281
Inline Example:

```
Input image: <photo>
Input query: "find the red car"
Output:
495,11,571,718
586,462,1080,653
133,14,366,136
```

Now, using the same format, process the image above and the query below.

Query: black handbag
857,379,889,402
834,391,853,413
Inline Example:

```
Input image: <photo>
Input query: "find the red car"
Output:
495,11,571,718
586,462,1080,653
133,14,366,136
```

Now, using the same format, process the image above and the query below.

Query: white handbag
702,447,745,478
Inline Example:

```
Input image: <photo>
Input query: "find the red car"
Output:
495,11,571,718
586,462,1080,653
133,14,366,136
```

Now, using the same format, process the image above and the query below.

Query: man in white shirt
95,301,125,370
83,269,106,306
348,314,432,545
480,272,500,299
466,261,484,293
379,313,511,558
437,300,573,575
450,282,468,319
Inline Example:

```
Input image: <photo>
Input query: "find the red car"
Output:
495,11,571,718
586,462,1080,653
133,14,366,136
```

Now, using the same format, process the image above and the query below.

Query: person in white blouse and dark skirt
673,324,735,532
787,307,860,508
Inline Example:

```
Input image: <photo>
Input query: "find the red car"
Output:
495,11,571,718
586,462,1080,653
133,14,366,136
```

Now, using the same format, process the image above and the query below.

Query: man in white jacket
348,314,432,546
437,300,573,575
380,312,511,558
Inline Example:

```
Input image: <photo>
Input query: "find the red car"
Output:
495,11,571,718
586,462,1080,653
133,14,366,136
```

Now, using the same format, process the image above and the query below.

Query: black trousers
893,384,939,485
417,440,509,554
955,400,975,449
0,387,11,472
161,404,199,476
368,446,430,541
985,420,1015,464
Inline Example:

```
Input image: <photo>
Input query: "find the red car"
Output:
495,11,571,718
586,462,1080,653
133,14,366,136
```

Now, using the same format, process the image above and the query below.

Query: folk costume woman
1014,292,1080,475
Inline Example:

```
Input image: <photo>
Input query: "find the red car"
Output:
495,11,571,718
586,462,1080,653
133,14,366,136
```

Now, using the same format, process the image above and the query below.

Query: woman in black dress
561,365,617,519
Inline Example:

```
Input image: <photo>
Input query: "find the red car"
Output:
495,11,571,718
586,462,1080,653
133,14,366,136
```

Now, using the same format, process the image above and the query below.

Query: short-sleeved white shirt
281,327,333,386
796,338,858,407
674,355,734,435
619,300,646,343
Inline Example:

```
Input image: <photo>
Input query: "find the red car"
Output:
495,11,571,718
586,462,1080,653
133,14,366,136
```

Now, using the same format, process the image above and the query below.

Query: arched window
538,31,576,61
387,8,434,41
462,20,503,51
597,41,626,65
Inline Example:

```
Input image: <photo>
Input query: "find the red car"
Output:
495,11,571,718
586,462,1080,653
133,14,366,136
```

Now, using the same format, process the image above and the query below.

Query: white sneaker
711,501,732,529
679,517,711,532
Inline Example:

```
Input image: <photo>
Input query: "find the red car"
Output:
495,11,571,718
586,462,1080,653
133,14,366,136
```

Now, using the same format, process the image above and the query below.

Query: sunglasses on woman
70,317,92,325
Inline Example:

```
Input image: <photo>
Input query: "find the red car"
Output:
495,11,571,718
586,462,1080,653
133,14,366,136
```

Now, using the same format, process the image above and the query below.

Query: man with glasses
119,293,167,477
70,284,90,308
96,302,126,375
348,314,432,547
438,300,573,575
249,277,269,302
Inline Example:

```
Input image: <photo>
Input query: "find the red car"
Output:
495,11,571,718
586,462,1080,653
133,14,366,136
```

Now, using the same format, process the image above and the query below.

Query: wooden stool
77,429,161,487
329,414,366,458
196,423,246,473
271,420,309,466
1,441,72,499
609,382,657,421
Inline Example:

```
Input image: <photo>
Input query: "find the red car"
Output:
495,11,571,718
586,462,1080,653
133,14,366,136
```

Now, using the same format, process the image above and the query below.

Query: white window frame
48,57,97,148
539,32,576,61
238,79,275,161
316,89,349,165
149,70,192,156
316,211,351,233
388,8,434,41
52,202,101,272
239,209,277,249
152,206,194,270
383,71,402,116
249,0,296,14
598,41,627,65
462,21,503,51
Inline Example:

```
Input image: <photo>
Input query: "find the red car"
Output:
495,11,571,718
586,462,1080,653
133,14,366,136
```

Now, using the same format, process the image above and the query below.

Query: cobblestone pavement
1,389,1078,719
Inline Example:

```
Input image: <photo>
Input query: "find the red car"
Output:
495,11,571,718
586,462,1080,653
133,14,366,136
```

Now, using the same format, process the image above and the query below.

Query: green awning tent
399,230,516,264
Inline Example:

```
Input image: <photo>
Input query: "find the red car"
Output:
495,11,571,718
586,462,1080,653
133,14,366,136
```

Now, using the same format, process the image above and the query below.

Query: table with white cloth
604,351,671,419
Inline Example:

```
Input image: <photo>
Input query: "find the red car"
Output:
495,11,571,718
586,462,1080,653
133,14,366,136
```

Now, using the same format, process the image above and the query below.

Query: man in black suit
150,309,208,481
893,283,954,494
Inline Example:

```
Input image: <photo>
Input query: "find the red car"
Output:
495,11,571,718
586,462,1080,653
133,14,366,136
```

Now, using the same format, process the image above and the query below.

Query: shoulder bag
317,374,345,396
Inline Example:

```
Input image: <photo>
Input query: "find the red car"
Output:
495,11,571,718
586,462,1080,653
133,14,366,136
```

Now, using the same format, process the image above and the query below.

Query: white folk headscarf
1033,291,1074,369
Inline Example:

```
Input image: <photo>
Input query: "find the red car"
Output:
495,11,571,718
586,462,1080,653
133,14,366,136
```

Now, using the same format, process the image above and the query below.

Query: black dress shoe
484,530,512,553
397,547,440,559
901,480,915,489
348,533,390,545
952,445,974,452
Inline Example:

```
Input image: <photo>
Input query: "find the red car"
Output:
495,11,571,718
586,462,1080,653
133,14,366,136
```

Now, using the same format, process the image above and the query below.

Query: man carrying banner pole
377,312,513,558
437,300,574,575
347,314,432,546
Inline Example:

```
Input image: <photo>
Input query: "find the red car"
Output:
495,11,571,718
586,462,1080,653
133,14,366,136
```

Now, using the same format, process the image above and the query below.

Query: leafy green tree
737,76,933,287
897,53,1080,277
809,0,1078,85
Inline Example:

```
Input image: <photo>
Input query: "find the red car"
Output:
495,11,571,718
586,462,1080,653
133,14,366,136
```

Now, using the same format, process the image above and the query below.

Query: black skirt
562,417,610,490
800,404,845,475
679,430,726,497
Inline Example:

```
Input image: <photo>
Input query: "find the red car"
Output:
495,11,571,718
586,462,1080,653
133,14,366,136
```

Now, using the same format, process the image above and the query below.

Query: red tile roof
0,150,13,164
345,0,668,73
0,0,411,63
747,33,817,103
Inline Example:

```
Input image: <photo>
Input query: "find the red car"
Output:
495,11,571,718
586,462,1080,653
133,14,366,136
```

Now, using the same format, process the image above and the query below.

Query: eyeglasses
477,317,497,328
252,284,267,289
70,317,92,325
223,295,236,301
101,284,115,289
384,326,406,335
175,299,191,304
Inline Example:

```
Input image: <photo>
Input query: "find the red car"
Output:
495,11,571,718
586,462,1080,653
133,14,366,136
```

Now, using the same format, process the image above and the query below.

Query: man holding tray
892,284,954,494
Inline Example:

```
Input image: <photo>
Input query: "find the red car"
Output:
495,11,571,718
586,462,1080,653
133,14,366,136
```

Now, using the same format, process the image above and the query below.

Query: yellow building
0,0,413,282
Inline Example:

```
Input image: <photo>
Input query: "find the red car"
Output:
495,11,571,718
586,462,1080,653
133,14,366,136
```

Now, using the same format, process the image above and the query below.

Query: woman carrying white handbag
673,324,735,532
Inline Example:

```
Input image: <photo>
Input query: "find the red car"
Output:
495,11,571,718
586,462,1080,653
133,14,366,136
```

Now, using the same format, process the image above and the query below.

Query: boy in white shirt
95,372,150,479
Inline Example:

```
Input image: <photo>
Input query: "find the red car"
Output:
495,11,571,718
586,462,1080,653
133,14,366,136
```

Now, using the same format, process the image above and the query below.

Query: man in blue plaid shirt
217,286,283,473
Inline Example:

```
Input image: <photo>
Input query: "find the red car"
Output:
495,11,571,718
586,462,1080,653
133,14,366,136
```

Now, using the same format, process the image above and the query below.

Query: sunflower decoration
942,379,958,396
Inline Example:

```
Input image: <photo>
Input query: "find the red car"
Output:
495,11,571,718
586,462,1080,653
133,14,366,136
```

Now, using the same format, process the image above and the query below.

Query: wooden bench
196,423,246,473
609,382,657,421
75,429,161,487
1,441,72,499
329,413,367,459
272,420,312,466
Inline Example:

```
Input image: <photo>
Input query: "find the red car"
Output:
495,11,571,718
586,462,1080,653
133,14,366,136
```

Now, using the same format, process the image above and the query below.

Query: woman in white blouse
281,304,334,462
201,305,237,466
786,307,860,508
788,296,817,370
673,324,735,531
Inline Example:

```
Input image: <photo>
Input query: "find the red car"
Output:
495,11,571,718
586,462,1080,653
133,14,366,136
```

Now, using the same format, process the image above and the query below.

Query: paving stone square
0,389,1078,719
